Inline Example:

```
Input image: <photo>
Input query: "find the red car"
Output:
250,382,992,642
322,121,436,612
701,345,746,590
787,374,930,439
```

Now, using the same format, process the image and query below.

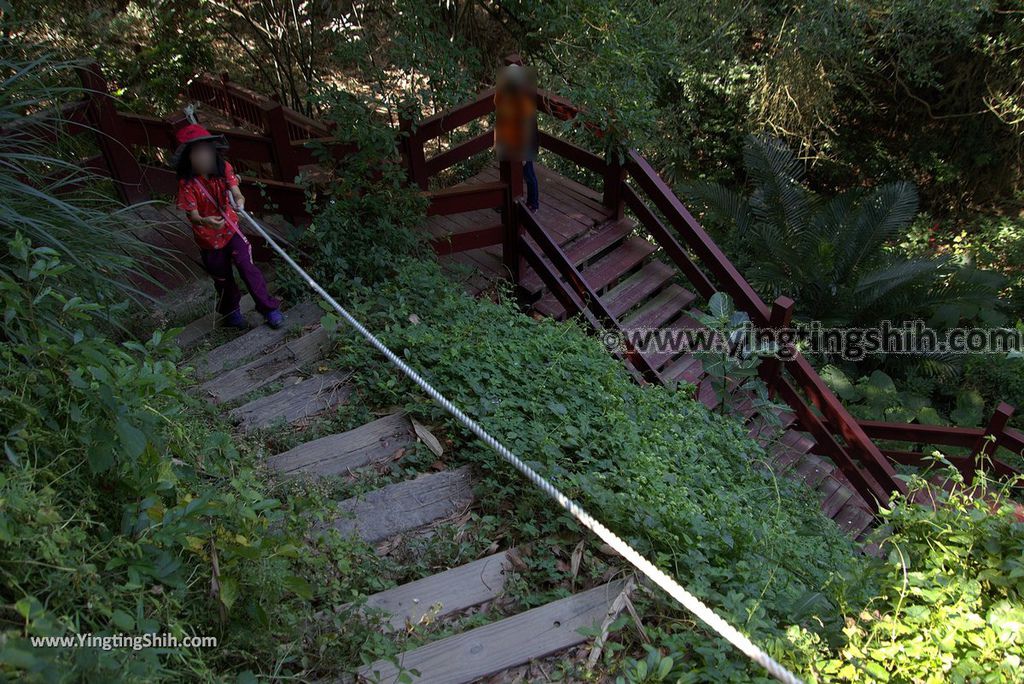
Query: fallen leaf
570,539,584,581
411,418,444,457
505,547,528,572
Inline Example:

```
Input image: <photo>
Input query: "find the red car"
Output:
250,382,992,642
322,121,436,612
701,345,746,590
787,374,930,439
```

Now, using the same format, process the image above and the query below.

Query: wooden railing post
78,62,147,204
758,296,794,398
973,402,1015,474
220,72,241,127
602,156,625,219
500,158,524,284
398,114,428,190
263,103,300,183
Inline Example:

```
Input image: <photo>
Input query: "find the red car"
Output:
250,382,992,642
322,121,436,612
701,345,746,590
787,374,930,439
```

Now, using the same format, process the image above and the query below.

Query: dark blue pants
523,161,539,209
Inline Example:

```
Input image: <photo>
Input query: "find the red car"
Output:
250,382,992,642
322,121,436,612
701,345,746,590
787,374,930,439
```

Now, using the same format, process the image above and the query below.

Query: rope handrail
231,200,804,684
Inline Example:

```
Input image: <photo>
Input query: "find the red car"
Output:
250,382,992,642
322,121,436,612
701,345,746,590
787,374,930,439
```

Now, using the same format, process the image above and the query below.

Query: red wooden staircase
399,64,1024,539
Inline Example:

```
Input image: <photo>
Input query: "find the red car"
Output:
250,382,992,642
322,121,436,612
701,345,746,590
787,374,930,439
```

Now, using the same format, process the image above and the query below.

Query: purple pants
200,233,280,315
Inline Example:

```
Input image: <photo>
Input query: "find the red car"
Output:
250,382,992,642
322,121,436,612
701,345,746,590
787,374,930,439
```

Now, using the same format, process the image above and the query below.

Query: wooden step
822,483,859,520
228,370,350,433
793,452,834,488
530,237,656,320
835,500,875,539
519,219,633,296
604,260,676,319
320,467,474,544
202,326,330,404
359,579,628,683
661,355,703,385
584,237,657,293
621,284,696,331
195,300,322,378
362,551,512,631
266,413,415,477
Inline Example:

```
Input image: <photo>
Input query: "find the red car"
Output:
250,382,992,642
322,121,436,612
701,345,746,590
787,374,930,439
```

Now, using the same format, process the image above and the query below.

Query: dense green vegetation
3,2,1024,682
278,160,1024,680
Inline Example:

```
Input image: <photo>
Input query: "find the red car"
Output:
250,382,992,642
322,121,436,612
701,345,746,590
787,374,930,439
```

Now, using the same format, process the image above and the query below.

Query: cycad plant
686,135,1004,329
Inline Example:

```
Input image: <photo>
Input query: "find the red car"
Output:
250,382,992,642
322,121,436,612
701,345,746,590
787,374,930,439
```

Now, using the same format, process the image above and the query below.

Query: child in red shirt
174,124,282,329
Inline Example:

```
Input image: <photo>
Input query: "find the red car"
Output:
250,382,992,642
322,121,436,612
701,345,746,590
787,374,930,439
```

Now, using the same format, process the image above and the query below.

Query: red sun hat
172,123,228,163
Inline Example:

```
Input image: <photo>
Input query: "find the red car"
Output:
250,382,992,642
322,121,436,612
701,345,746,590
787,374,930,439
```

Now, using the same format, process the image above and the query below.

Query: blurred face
189,143,217,175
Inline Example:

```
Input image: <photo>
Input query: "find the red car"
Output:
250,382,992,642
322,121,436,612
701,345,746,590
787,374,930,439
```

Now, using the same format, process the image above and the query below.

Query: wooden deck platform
427,163,610,294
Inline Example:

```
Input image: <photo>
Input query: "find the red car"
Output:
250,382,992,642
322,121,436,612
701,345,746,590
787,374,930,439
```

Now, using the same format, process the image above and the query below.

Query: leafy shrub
0,235,385,681
307,211,872,679
812,471,1024,682
686,135,1006,329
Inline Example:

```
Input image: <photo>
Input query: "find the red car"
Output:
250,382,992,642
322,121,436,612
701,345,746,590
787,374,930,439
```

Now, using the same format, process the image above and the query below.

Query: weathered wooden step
662,355,703,384
203,326,330,404
228,370,350,433
176,294,255,348
363,551,512,631
584,237,657,293
621,284,696,331
836,499,875,539
530,238,659,321
321,467,474,544
359,579,627,683
195,300,322,378
519,219,633,296
267,413,415,477
605,260,676,319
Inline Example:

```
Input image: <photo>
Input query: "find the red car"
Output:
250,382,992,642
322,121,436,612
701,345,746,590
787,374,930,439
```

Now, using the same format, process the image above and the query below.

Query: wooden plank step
519,219,633,296
582,237,657,293
202,326,330,404
622,284,696,331
697,378,720,408
793,453,834,488
363,551,512,631
176,295,256,348
605,260,676,319
835,500,875,539
633,310,702,372
359,579,627,683
266,413,415,477
195,300,322,378
662,355,703,385
228,370,350,433
321,467,475,544
821,479,858,519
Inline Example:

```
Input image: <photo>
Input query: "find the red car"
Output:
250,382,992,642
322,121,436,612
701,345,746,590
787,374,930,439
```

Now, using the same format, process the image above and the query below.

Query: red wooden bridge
34,58,1024,540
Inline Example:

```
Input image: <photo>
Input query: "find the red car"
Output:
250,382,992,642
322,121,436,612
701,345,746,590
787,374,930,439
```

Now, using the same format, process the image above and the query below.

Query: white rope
234,202,804,684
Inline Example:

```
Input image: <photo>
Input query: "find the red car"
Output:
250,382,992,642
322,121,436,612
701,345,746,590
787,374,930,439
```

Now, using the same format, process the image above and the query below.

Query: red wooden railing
32,63,356,219
185,73,331,141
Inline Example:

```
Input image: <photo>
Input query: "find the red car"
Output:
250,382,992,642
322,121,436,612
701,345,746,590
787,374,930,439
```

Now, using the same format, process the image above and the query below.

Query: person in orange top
494,64,539,211
173,124,283,329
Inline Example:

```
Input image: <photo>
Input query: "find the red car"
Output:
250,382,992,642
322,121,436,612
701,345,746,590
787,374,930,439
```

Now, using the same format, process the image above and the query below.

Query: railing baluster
500,159,524,283
78,62,147,203
602,156,625,219
758,296,794,398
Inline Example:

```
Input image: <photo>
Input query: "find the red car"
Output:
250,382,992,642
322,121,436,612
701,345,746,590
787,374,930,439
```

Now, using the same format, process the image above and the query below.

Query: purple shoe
224,309,249,329
266,309,284,329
